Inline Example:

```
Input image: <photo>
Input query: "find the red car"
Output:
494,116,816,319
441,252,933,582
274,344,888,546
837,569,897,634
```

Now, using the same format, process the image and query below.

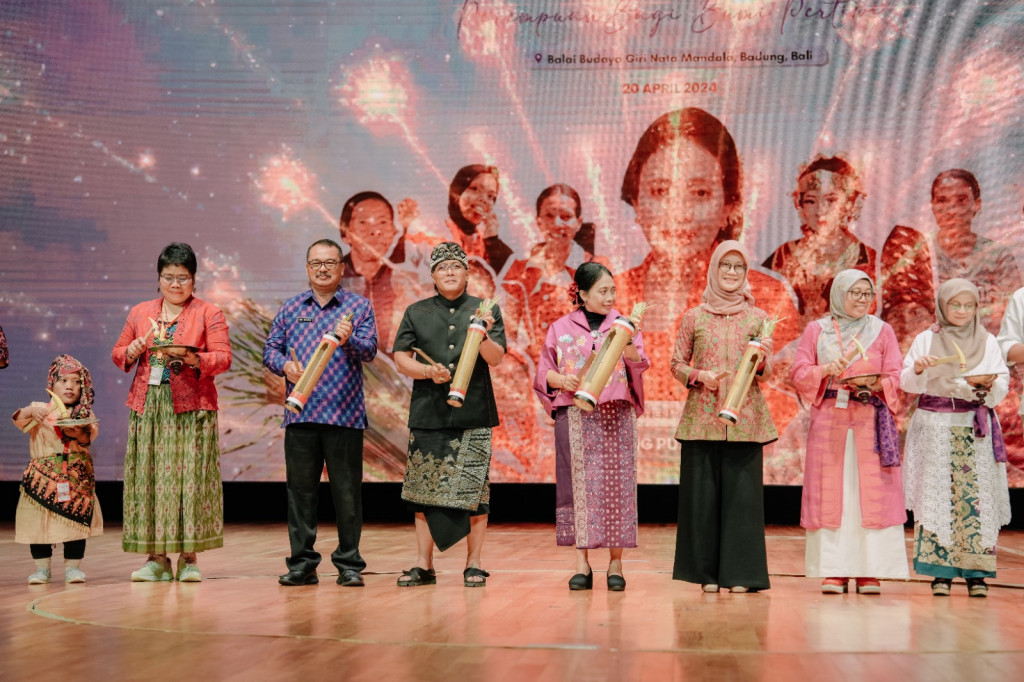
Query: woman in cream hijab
901,278,1011,597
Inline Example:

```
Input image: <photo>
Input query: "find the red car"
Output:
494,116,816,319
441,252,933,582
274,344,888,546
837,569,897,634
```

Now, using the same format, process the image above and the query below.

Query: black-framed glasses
307,259,340,270
435,263,466,273
847,289,874,301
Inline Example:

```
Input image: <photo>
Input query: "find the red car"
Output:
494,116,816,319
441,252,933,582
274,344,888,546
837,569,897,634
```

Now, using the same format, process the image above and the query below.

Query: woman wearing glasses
670,241,777,593
901,279,1010,597
790,270,908,594
112,242,232,582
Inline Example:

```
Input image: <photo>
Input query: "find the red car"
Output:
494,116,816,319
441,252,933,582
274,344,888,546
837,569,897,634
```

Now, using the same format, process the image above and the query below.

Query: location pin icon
534,53,542,63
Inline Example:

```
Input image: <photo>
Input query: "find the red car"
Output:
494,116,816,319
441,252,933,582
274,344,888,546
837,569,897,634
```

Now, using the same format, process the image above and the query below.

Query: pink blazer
112,296,232,414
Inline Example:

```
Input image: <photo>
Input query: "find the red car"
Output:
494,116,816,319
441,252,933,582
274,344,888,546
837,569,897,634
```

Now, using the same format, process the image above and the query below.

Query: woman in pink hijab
669,240,778,593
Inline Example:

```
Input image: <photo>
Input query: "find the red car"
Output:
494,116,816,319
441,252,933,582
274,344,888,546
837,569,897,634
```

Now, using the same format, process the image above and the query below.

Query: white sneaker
176,555,202,582
131,558,173,582
28,567,51,584
65,567,86,583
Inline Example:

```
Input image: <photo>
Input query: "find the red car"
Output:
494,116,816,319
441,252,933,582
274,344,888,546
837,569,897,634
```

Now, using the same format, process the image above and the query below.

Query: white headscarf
815,269,884,364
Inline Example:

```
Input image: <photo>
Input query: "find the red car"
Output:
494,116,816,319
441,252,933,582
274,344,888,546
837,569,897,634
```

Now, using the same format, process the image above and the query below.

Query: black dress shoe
279,569,318,586
568,571,593,590
337,569,364,587
607,573,626,591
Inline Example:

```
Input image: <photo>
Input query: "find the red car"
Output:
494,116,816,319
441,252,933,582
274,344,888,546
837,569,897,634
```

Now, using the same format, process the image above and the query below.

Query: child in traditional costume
13,354,103,584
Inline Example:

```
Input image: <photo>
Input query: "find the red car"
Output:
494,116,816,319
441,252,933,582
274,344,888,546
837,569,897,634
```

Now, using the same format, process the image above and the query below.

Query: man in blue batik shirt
263,238,378,587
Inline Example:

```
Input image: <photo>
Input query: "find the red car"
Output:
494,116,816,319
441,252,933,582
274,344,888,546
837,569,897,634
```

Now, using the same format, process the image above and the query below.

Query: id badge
148,365,163,385
835,387,850,410
56,481,71,503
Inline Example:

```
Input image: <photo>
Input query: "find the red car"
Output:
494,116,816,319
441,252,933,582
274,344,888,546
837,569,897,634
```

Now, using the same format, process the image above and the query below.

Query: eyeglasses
847,289,874,301
435,263,466,273
718,262,747,273
160,275,193,285
307,259,340,270
948,302,977,312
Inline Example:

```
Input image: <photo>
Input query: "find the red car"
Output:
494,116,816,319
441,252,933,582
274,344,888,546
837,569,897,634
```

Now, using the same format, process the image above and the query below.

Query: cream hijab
815,269,884,364
926,278,988,395
701,240,755,316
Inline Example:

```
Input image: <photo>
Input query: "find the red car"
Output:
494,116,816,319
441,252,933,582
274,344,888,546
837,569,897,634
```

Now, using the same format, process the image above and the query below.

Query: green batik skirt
122,384,224,554
913,426,997,579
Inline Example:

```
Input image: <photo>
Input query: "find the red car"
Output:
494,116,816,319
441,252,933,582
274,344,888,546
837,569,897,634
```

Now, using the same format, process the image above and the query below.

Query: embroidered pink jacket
112,296,232,414
533,308,650,416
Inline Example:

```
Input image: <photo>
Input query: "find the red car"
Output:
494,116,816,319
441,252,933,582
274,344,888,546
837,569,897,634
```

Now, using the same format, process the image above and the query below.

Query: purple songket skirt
554,400,638,549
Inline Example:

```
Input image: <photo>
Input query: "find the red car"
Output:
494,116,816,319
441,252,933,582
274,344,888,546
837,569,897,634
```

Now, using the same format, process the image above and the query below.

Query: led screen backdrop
1,0,1022,484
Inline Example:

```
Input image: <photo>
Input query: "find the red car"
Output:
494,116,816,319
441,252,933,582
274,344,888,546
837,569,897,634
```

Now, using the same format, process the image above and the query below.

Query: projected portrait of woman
502,183,594,365
446,164,514,276
618,107,799,402
763,156,876,325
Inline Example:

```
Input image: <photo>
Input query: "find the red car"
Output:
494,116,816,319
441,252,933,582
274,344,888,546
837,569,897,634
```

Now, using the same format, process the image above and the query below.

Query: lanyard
831,317,863,359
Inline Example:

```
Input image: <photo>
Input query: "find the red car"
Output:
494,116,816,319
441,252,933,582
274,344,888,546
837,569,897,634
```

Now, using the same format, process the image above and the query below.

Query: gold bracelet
423,365,428,379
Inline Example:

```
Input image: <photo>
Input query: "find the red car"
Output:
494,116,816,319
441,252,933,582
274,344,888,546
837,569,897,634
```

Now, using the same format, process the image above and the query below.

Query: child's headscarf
46,354,93,419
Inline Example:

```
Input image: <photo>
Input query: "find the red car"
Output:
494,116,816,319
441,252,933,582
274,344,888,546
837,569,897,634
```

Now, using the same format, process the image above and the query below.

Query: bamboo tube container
717,338,766,425
285,331,341,414
573,316,636,412
447,318,489,407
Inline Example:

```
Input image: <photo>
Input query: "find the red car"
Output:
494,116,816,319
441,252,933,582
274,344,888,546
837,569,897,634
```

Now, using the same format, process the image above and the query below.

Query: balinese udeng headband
429,241,469,272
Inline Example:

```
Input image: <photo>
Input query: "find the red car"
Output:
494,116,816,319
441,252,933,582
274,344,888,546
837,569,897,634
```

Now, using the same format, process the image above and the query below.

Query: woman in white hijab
790,269,909,595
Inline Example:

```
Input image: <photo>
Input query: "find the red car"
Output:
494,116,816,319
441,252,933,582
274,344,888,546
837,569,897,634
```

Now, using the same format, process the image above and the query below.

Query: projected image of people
502,184,594,366
882,169,1022,344
338,191,407,351
445,164,514,277
763,156,875,325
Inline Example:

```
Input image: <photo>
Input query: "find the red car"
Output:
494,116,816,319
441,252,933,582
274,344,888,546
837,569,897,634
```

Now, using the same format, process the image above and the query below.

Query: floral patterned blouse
670,304,779,444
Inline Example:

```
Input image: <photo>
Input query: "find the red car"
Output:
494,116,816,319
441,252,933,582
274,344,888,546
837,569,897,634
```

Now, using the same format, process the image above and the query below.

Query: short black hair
339,191,394,235
536,184,582,218
932,169,981,201
306,238,343,261
158,242,197,277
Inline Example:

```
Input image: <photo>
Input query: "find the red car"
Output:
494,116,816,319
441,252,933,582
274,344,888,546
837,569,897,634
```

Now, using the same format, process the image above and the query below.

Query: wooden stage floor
2,523,1023,682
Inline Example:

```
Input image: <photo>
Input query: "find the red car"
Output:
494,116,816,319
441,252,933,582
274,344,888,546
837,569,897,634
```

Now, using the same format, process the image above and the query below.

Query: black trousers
284,423,366,574
31,539,86,560
673,440,770,590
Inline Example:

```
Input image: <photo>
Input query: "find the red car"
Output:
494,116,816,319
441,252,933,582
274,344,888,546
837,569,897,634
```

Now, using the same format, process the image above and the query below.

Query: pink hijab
701,240,755,316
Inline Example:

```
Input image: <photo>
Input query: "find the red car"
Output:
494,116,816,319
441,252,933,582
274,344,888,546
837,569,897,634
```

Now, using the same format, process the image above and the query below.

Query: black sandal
463,567,490,587
397,567,436,587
